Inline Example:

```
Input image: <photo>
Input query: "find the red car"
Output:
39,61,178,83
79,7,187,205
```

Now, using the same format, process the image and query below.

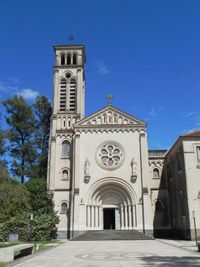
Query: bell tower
53,44,86,121
48,44,86,194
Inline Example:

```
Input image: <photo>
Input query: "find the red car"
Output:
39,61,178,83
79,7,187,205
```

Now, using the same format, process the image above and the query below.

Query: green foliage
26,178,55,215
0,114,8,184
0,213,59,242
0,113,5,157
0,181,31,222
0,178,59,242
3,95,36,183
0,222,8,242
30,96,52,179
26,178,59,240
0,96,58,242
0,130,5,157
32,213,59,241
0,160,10,184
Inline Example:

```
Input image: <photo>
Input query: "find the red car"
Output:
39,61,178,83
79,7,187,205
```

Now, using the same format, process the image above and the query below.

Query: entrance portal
103,208,115,229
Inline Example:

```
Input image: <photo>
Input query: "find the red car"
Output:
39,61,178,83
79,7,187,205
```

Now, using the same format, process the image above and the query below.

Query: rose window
96,142,124,170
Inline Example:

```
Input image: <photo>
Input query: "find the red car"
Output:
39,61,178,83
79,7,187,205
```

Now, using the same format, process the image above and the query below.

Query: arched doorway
85,177,137,230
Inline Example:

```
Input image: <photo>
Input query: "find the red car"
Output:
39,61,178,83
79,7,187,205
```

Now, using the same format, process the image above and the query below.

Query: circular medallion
96,141,125,170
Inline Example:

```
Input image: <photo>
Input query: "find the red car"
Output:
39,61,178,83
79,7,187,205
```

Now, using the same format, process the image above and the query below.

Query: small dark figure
51,225,58,240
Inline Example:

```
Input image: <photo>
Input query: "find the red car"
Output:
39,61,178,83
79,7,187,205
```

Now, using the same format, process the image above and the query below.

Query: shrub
0,212,59,242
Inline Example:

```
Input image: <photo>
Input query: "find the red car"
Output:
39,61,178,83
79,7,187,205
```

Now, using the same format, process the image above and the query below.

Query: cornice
56,129,74,134
54,188,71,192
54,65,83,69
74,126,146,134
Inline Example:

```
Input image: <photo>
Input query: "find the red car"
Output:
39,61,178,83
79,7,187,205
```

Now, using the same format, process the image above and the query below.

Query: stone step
71,230,153,241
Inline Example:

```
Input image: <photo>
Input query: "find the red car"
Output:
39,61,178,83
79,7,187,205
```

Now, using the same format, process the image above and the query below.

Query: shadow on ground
141,256,200,266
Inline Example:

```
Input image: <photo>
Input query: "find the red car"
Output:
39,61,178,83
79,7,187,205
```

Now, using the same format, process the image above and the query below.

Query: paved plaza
11,239,200,267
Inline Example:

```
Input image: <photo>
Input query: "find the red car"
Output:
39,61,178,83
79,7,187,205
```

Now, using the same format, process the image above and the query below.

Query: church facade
47,44,200,240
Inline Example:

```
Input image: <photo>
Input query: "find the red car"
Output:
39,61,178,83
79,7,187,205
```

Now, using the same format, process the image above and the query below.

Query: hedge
0,212,59,242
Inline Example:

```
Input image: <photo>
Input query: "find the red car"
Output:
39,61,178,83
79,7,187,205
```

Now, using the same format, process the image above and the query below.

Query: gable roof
182,130,200,137
74,105,147,128
165,129,200,157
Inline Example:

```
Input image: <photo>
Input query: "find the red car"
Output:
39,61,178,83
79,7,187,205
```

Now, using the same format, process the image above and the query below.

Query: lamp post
192,211,198,246
30,213,33,243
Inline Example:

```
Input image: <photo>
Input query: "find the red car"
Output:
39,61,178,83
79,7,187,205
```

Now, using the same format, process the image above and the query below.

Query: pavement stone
10,239,200,267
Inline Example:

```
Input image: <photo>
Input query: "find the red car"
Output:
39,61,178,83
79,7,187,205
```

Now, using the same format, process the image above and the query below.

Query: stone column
57,117,61,130
120,204,124,230
53,69,59,114
128,205,132,229
131,205,135,227
98,207,100,228
95,206,99,229
134,205,137,227
91,206,95,229
89,205,91,228
124,205,128,230
86,205,89,228
93,206,96,228
100,207,103,230
55,54,59,65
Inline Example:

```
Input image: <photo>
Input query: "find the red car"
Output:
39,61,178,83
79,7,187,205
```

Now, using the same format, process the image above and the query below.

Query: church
47,43,200,240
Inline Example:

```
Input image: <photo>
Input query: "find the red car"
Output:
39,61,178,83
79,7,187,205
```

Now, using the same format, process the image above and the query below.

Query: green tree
0,123,5,156
30,96,52,179
0,161,10,184
26,178,56,216
0,113,9,183
3,95,36,183
26,178,59,240
0,180,31,222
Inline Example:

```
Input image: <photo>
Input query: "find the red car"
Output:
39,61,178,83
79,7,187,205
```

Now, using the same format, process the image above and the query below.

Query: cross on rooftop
106,94,113,105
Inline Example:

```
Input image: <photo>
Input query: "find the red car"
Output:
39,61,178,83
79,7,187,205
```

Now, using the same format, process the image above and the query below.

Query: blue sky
0,0,200,149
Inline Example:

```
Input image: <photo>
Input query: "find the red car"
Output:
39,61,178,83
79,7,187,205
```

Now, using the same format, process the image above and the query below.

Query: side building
165,130,200,240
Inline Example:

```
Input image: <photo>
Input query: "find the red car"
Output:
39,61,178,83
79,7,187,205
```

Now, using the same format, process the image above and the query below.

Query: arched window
62,141,70,158
153,168,160,179
73,54,77,65
60,79,67,111
61,54,65,65
155,200,163,212
62,169,69,180
67,54,71,65
69,79,76,111
61,202,68,214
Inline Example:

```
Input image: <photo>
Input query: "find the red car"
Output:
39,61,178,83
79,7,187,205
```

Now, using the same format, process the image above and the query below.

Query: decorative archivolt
148,160,164,167
79,112,140,126
56,134,72,143
85,177,137,205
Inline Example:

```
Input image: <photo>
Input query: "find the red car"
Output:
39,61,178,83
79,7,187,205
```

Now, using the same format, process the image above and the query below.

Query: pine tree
3,95,36,183
0,113,10,183
31,96,52,179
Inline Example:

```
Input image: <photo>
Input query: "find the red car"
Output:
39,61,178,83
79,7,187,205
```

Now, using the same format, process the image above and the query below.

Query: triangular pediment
74,105,146,128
